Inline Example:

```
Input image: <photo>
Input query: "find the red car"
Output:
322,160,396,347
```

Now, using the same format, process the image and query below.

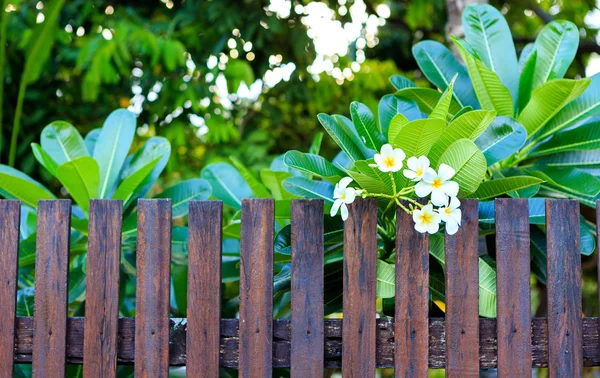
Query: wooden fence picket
32,200,71,378
135,199,172,378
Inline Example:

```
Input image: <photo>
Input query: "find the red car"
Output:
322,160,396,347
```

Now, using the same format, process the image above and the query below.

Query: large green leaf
350,102,386,150
527,166,600,197
429,80,455,121
84,128,101,155
392,118,445,158
532,20,579,89
155,179,212,218
517,45,537,111
389,75,416,90
474,116,527,166
462,3,519,103
120,137,171,202
230,157,271,198
56,156,100,214
479,198,546,224
466,176,543,200
537,73,600,139
317,113,364,162
260,169,296,200
532,121,600,156
283,151,344,181
376,260,395,298
93,109,136,198
387,114,409,143
41,121,88,165
536,149,600,167
438,139,487,194
378,95,422,135
31,143,58,176
282,177,334,203
112,156,162,204
412,40,479,108
201,162,253,210
0,165,56,207
429,110,495,166
517,78,590,137
395,87,461,116
452,37,513,117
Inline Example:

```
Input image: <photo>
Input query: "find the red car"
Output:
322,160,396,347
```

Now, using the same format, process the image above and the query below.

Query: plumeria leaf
284,151,344,182
317,113,366,162
532,20,579,89
526,166,600,197
389,75,417,90
438,138,487,194
474,116,527,166
282,177,334,203
465,176,543,200
376,260,395,298
532,120,600,156
392,118,445,158
395,87,462,117
387,113,409,143
378,95,422,135
429,79,455,121
350,102,386,150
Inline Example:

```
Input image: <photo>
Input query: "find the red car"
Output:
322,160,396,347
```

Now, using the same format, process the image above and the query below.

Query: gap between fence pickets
11,316,600,368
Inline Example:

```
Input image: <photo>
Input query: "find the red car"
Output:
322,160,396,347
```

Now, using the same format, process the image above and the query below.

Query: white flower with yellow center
438,196,462,235
369,143,406,172
412,204,441,234
414,164,459,206
330,177,358,221
403,156,434,182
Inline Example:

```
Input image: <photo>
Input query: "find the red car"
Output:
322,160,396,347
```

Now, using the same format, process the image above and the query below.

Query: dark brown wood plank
495,198,531,378
0,200,20,377
444,198,479,378
32,200,71,378
135,199,172,378
546,199,582,377
186,200,222,378
11,317,600,368
343,198,378,377
290,199,324,378
239,198,274,378
395,200,429,377
83,200,123,378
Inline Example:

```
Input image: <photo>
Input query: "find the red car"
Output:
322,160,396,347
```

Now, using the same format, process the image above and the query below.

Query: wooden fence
0,197,597,377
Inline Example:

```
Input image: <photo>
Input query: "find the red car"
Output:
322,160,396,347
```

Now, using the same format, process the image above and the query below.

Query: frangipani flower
415,164,459,206
330,177,358,221
438,196,462,235
370,144,406,172
412,204,441,234
403,156,435,182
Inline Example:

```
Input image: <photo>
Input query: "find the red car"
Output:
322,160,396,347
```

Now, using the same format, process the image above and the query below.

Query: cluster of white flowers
331,144,462,235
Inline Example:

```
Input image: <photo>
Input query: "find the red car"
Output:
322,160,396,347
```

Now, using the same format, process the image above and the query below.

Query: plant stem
0,0,8,161
389,172,397,196
8,76,27,166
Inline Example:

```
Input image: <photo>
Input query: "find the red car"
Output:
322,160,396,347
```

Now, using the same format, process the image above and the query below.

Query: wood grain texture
444,198,479,378
0,200,20,377
395,200,429,378
11,317,600,367
495,198,531,378
546,199,582,378
83,200,123,378
186,200,222,378
135,199,172,378
239,198,274,378
290,200,324,378
343,198,378,377
32,200,71,378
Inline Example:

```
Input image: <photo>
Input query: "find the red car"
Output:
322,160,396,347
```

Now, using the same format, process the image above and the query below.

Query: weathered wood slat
32,200,71,378
343,198,378,377
135,199,172,378
546,200,582,377
290,199,324,378
239,199,274,377
83,200,123,378
0,200,20,377
495,198,531,378
12,317,600,368
444,198,479,378
395,201,429,377
186,201,222,378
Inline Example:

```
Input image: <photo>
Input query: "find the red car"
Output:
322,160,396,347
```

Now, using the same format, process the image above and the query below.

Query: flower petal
451,208,462,225
340,203,349,221
407,156,419,171
449,196,460,209
374,154,384,166
415,181,433,198
380,143,393,156
442,181,459,197
412,209,423,223
344,188,357,203
445,219,459,235
403,169,417,180
430,189,448,207
418,155,430,169
393,148,406,162
330,199,342,217
438,163,456,181
414,221,428,233
421,204,434,213
338,177,353,190
422,169,437,183
427,221,440,234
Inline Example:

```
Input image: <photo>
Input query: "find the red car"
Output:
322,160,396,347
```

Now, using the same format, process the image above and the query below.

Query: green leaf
478,198,546,224
466,176,543,200
532,20,579,89
527,166,600,197
538,73,600,139
283,151,344,181
260,169,296,200
532,121,600,156
517,78,590,137
93,109,136,198
0,165,56,207
201,162,253,210
452,36,513,117
429,79,455,121
56,156,100,214
387,113,409,143
112,157,162,205
317,113,365,162
41,121,88,165
392,118,445,158
31,143,58,176
438,139,487,194
396,87,461,116
389,75,416,90
120,137,171,202
378,95,422,135
350,102,386,150
462,3,519,103
536,149,600,167
429,110,496,166
155,179,212,218
282,177,334,203
84,128,101,155
230,156,271,198
309,132,323,155
412,40,479,108
474,116,527,166
376,260,395,298
517,47,537,111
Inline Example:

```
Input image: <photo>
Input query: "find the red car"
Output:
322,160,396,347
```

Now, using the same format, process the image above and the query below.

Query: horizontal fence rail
0,198,593,377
